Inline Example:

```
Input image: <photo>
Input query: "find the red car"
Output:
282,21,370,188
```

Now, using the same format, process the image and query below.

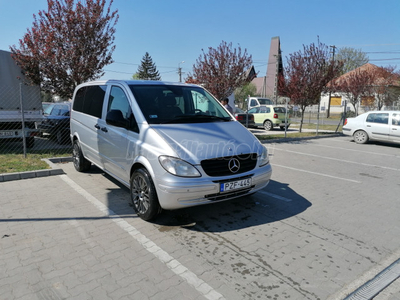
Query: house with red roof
321,63,400,115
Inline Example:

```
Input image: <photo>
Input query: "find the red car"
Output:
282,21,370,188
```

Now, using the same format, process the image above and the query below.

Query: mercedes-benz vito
70,80,272,221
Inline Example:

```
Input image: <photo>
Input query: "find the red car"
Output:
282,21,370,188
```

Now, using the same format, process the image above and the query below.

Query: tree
336,47,369,75
234,82,257,109
187,41,253,101
136,52,161,80
371,65,400,110
10,0,118,99
131,73,140,80
278,39,343,131
331,65,376,115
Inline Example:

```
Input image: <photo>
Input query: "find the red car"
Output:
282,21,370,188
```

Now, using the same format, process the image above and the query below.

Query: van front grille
201,153,257,177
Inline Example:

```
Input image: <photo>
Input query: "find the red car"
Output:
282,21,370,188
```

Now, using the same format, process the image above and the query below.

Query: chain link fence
0,84,72,159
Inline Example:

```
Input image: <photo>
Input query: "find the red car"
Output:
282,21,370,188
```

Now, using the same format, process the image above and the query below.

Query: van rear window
73,85,106,118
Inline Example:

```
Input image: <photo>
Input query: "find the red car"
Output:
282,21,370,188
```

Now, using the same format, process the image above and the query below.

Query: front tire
72,140,91,172
130,168,161,221
353,130,369,144
263,120,273,131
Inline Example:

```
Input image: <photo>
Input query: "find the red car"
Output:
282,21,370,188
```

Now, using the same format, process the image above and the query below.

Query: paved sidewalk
0,174,208,300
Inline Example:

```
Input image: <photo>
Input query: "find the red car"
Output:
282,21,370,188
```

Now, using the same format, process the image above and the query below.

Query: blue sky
1,0,399,82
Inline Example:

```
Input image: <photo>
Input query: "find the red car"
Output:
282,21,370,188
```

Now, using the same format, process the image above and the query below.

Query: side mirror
106,109,128,128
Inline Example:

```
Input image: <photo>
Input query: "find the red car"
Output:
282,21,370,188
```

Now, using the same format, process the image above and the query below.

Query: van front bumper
155,164,272,210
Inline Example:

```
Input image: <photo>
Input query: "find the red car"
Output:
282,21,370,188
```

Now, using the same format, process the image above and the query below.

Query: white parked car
342,111,400,144
70,80,272,221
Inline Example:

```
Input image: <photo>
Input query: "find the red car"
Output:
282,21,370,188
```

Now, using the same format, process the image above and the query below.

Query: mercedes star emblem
228,158,240,173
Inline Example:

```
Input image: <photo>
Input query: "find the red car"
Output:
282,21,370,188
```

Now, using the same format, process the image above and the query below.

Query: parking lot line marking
273,148,400,172
257,191,292,202
313,144,399,157
59,174,225,300
271,164,362,183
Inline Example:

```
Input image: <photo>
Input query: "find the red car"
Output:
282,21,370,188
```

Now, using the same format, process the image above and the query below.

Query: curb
0,157,73,183
259,133,343,144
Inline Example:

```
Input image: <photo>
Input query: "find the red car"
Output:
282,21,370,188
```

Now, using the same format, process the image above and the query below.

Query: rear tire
353,130,369,144
72,140,91,172
130,168,161,221
263,120,273,131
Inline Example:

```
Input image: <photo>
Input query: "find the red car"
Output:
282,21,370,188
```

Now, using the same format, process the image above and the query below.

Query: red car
234,107,255,128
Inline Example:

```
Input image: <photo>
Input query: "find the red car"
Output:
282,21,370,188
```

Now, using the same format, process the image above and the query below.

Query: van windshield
129,85,232,124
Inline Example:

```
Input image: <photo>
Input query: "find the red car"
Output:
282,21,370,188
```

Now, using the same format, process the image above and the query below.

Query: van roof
76,79,199,87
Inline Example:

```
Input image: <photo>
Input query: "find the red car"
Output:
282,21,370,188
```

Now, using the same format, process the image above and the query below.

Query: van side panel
70,84,107,168
71,111,104,168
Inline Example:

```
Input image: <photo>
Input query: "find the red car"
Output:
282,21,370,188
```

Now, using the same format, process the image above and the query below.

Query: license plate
220,178,252,192
0,131,15,137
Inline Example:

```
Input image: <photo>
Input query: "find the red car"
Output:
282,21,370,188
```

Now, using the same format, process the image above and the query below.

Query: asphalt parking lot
1,135,399,299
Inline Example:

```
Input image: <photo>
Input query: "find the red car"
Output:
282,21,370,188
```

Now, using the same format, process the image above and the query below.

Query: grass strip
0,151,71,174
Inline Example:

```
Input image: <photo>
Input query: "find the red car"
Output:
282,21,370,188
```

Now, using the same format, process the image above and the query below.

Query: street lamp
178,61,185,82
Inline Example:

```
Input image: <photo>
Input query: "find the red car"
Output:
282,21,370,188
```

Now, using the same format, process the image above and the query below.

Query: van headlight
159,156,201,177
259,147,269,167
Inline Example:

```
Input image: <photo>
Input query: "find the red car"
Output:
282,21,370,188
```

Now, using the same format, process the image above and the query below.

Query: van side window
393,113,400,126
108,86,139,133
250,100,257,107
73,85,106,118
366,113,389,124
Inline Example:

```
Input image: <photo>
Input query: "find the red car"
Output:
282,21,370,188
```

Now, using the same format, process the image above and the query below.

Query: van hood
151,122,262,164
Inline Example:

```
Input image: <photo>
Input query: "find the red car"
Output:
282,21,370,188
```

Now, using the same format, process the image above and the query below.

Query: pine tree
137,52,161,80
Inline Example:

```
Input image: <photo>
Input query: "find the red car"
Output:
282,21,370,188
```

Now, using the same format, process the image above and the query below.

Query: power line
113,61,178,69
104,69,133,74
365,51,400,54
337,43,400,47
369,58,400,61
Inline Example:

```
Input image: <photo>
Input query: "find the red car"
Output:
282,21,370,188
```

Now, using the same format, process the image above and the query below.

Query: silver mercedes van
70,80,272,221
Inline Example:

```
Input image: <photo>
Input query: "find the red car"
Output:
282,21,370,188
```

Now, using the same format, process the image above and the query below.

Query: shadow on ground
81,167,312,233
152,180,311,233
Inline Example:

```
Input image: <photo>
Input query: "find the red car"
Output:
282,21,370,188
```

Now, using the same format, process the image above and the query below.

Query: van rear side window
73,85,107,118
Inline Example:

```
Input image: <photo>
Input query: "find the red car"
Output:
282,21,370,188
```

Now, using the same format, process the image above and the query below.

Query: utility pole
178,61,185,82
273,53,280,104
327,45,336,118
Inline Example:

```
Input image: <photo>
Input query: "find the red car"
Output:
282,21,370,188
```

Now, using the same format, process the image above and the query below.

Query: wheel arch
263,119,274,130
263,119,273,125
130,156,156,181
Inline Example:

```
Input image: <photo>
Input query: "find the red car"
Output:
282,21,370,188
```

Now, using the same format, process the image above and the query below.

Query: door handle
101,127,108,133
94,124,100,129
